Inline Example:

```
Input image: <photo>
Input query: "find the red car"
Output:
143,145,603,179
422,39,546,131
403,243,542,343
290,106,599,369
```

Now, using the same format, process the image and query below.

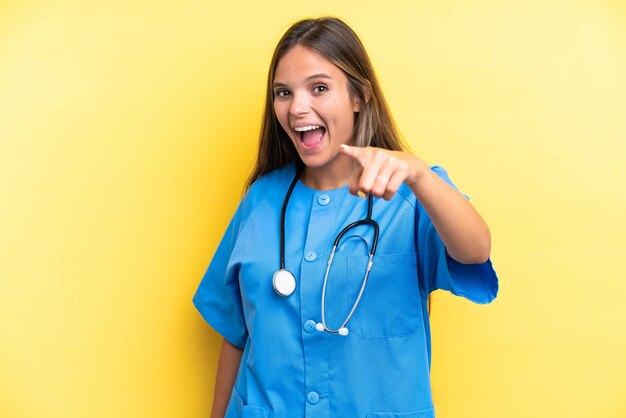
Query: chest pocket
345,252,422,338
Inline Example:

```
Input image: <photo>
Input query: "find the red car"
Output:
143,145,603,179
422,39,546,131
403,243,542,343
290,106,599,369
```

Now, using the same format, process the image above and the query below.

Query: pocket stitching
232,387,269,418
365,406,435,418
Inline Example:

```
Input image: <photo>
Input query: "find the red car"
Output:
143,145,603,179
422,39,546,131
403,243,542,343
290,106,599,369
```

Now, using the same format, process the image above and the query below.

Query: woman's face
273,45,360,176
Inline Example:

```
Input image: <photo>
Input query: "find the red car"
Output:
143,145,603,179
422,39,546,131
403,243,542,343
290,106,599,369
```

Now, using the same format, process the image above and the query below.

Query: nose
289,92,310,116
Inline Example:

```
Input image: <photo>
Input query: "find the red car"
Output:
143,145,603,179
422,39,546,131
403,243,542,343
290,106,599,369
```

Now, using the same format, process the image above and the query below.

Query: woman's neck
300,155,354,191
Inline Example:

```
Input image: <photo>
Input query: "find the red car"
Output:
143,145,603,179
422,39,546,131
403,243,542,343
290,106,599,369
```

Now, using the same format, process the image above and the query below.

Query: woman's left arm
340,145,491,264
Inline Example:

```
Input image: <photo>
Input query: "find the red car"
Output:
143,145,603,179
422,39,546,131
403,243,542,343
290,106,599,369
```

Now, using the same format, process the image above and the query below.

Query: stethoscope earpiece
314,322,349,337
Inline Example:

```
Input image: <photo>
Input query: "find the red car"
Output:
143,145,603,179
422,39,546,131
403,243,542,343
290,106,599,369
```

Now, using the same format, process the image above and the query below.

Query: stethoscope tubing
319,248,374,334
279,173,299,270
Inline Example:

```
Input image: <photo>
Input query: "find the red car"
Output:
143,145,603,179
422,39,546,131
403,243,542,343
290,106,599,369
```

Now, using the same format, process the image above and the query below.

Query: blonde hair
245,17,407,190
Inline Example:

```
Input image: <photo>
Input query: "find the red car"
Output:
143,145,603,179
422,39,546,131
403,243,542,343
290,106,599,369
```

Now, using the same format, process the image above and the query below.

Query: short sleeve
416,166,498,304
193,200,248,348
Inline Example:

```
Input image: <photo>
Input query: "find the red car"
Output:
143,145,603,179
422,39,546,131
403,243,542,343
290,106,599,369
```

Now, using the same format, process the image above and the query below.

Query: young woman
194,17,498,418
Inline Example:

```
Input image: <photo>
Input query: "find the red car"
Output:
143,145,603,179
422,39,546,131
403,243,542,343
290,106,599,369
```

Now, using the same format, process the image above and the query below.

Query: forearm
338,145,491,264
408,160,491,264
211,338,243,418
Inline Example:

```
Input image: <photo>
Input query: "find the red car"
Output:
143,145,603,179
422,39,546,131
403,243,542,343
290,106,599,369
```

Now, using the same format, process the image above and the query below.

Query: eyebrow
272,73,333,88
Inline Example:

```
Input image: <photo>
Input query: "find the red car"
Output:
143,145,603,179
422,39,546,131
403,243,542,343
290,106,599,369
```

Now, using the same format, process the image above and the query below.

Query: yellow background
1,0,625,417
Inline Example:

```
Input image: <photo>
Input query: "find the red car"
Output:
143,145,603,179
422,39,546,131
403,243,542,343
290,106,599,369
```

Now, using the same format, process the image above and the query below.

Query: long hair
245,17,407,191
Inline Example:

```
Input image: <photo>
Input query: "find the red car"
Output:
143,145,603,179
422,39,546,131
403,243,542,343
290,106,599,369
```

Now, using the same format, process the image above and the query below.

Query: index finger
339,144,368,167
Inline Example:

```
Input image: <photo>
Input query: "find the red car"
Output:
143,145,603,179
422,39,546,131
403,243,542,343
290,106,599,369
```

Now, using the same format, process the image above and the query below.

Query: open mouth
294,125,326,150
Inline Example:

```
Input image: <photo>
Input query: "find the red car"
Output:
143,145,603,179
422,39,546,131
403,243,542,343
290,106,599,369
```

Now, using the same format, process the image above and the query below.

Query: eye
274,89,290,98
313,85,328,94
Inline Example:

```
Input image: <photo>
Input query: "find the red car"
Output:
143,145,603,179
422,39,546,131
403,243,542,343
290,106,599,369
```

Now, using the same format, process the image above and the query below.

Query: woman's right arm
211,338,243,418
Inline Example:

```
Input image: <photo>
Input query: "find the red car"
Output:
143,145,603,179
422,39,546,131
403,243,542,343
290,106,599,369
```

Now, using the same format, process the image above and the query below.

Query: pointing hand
339,144,424,201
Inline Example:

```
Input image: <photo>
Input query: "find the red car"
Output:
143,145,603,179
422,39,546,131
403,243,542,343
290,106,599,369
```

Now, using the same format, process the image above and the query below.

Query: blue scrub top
193,163,498,418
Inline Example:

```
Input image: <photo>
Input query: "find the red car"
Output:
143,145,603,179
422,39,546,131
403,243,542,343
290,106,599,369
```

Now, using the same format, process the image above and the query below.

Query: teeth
294,125,321,132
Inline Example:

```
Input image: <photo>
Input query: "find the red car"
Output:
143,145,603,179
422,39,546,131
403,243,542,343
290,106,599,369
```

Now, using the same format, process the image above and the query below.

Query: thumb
339,144,368,167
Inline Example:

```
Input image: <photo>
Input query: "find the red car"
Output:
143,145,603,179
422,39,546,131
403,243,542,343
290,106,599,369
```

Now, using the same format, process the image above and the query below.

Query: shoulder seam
396,184,416,210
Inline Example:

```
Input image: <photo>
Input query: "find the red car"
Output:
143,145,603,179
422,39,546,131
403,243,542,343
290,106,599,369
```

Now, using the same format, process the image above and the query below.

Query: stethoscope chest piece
273,269,296,297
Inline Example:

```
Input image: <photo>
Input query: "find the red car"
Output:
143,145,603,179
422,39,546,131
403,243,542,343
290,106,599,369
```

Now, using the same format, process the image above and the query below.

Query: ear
353,89,370,112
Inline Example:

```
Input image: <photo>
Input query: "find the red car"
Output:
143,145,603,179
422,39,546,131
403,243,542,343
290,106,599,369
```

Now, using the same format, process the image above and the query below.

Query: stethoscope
272,172,379,336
